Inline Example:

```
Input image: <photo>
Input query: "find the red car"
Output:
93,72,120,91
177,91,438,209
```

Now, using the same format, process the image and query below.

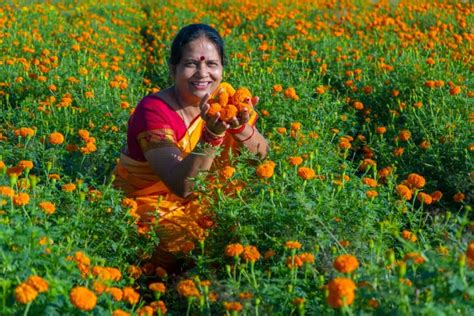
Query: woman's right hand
199,93,229,135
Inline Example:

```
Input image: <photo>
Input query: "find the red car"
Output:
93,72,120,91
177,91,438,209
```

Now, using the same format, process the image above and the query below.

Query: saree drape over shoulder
113,84,257,260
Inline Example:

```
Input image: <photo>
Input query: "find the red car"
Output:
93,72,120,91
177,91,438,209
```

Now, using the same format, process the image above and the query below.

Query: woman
113,24,269,272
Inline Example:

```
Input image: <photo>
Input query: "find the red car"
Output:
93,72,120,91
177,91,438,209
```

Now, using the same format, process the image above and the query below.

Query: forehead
181,37,220,60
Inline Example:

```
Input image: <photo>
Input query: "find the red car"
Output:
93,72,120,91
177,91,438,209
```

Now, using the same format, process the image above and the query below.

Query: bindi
200,56,205,61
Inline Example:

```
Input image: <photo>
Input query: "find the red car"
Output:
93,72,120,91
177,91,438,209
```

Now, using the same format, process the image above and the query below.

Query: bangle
227,124,246,135
238,125,255,143
202,126,225,146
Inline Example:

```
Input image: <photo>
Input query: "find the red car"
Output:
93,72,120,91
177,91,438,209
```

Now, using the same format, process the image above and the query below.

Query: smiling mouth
191,81,212,89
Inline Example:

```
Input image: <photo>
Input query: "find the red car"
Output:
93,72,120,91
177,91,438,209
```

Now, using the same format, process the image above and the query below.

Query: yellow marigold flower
284,240,302,249
149,282,166,293
48,132,64,145
327,278,356,308
39,201,56,215
242,245,261,262
176,279,200,297
25,275,48,293
106,287,123,301
334,254,359,273
70,286,97,311
13,192,30,206
122,287,140,305
62,183,77,192
224,301,243,311
298,167,316,180
15,283,38,304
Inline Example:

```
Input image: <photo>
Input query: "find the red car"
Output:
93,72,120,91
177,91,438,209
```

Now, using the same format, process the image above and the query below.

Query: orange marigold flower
256,161,275,179
403,252,425,264
300,252,315,264
453,192,465,203
149,282,166,293
48,132,65,145
430,191,443,202
466,242,474,260
225,243,244,257
327,278,356,308
0,186,15,197
276,127,287,135
14,127,35,138
15,283,38,304
297,167,316,180
396,184,412,200
220,166,235,180
401,230,417,242
286,255,304,269
70,286,97,311
13,192,30,206
122,287,140,305
293,297,305,305
378,167,393,178
362,177,377,187
112,309,130,316
449,86,461,95
137,306,154,316
333,254,359,273
375,126,386,134
417,192,433,204
224,301,243,311
398,130,411,141
62,183,77,192
285,240,302,249
106,287,123,301
127,265,142,279
39,201,56,215
92,281,107,294
288,156,303,166
366,190,378,198
273,84,283,92
242,245,261,262
18,160,33,170
150,300,167,315
264,249,276,260
406,173,425,189
25,275,48,293
176,279,200,297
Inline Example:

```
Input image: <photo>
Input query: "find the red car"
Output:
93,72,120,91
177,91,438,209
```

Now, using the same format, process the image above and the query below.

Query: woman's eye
207,62,218,67
185,62,196,67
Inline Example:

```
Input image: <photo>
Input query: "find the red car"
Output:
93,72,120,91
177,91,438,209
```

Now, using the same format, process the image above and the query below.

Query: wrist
233,125,255,143
201,126,225,147
227,124,246,135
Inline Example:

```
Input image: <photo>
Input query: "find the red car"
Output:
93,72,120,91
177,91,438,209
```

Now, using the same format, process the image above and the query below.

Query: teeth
193,82,209,87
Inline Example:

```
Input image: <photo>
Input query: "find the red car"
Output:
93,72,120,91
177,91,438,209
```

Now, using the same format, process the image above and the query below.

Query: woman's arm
232,124,269,158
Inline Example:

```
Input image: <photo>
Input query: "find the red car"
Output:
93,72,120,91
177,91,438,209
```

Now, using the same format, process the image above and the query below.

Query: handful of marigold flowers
208,82,255,122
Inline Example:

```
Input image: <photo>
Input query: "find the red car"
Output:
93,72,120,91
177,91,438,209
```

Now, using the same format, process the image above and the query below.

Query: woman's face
172,36,223,105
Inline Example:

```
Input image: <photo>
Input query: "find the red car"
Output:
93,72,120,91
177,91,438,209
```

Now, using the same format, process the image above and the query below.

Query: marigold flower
327,278,356,308
0,186,15,197
150,300,167,315
273,84,283,92
401,230,417,242
242,245,261,262
112,309,130,316
14,127,35,138
70,286,97,311
375,126,386,134
398,130,411,141
286,255,304,269
285,240,302,249
224,301,243,311
366,190,378,198
276,127,287,135
288,156,303,166
137,306,154,316
264,249,276,260
300,252,315,264
48,132,65,145
239,292,253,299
106,287,123,301
256,161,275,179
396,184,412,200
62,183,77,192
449,86,461,95
220,166,235,179
92,281,107,294
149,282,166,293
362,177,377,187
39,201,56,215
176,279,200,297
225,243,244,257
15,283,38,304
122,287,140,305
466,242,474,260
127,265,142,279
453,192,465,203
403,252,425,264
18,160,33,170
25,275,48,293
406,173,425,189
417,192,433,204
13,192,30,206
297,167,316,180
293,297,305,306
333,254,359,273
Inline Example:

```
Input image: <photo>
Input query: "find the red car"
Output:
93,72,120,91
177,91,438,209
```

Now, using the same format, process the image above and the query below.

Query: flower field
0,0,473,314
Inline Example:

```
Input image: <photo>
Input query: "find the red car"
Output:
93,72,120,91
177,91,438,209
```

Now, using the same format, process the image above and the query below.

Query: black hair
169,24,225,67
